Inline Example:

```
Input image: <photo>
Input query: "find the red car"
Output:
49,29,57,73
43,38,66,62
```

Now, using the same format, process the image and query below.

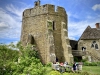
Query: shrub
81,57,88,62
46,62,52,67
81,59,87,62
62,73,73,75
74,57,79,62
83,62,98,66
83,61,90,66
89,62,97,66
97,61,100,66
48,71,61,75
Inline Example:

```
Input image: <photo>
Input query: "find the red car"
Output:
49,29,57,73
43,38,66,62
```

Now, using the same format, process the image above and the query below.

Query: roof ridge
79,25,100,40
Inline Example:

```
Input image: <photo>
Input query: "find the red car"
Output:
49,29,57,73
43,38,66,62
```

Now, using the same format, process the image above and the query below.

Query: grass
82,66,100,75
45,66,100,75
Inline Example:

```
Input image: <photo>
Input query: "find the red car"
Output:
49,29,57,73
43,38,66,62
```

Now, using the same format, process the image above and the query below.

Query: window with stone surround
91,44,94,48
95,44,98,49
91,41,99,50
47,20,55,31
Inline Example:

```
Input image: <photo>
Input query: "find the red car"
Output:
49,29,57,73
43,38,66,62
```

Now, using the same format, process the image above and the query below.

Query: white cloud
67,11,79,19
6,4,30,17
92,4,100,11
0,22,9,28
67,10,100,40
68,21,87,40
86,15,93,19
0,0,100,43
68,19,100,40
0,3,29,42
0,7,20,39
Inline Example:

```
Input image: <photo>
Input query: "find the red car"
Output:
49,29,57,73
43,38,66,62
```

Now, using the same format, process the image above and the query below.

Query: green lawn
82,66,100,75
46,66,100,75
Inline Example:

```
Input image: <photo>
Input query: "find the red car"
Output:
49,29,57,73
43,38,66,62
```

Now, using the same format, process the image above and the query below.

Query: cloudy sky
0,0,100,44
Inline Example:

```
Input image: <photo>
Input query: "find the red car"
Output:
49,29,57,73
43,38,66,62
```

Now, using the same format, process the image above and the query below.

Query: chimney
95,23,100,29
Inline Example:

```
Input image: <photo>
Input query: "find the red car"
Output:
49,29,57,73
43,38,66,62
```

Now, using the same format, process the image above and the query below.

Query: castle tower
21,0,73,64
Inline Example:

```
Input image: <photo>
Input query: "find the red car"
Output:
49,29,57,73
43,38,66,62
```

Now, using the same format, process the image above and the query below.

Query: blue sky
0,0,100,44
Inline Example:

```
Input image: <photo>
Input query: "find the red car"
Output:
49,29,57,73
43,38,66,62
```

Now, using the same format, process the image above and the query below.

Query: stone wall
61,22,73,63
21,2,73,64
78,39,100,62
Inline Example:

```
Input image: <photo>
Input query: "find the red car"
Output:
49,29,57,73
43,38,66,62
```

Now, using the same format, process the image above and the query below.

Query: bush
83,62,98,66
81,57,88,62
46,62,52,67
97,61,100,66
62,73,74,75
81,59,87,62
74,57,79,62
48,71,61,75
83,62,90,66
89,62,97,66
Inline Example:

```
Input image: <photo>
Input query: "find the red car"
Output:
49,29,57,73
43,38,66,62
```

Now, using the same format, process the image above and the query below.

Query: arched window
82,47,86,51
95,44,98,49
91,41,99,50
27,34,35,45
93,41,96,44
91,44,94,48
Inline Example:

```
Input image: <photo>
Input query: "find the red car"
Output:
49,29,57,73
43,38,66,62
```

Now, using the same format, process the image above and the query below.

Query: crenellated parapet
23,4,66,18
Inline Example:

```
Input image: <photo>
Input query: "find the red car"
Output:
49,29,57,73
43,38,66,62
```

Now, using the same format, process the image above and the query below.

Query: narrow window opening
91,44,94,48
31,36,35,45
53,21,55,30
95,44,98,49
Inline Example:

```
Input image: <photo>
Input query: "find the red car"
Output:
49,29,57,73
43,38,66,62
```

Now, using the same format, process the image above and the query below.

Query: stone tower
21,0,73,64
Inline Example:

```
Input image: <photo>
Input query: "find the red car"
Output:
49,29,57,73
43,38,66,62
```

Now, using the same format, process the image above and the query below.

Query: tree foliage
0,42,47,75
0,44,19,75
10,44,45,75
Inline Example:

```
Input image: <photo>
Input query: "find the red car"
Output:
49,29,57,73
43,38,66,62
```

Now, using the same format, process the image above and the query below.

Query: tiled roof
79,26,100,40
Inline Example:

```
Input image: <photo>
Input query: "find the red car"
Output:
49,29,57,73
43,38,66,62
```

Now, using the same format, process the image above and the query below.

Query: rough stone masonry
21,0,73,64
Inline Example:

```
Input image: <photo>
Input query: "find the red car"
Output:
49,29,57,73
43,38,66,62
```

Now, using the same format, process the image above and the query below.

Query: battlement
23,4,66,18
